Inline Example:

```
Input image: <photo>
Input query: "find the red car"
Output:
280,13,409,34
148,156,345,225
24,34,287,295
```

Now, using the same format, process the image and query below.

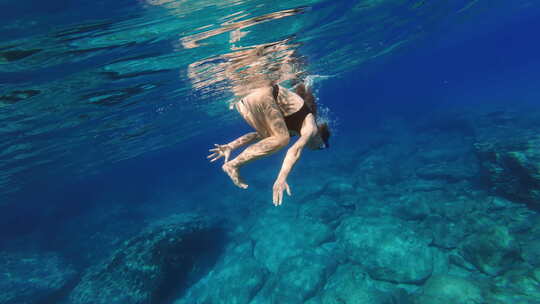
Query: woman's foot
222,163,248,189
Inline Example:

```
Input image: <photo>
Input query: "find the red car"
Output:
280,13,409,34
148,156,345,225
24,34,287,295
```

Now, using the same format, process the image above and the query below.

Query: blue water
1,1,540,303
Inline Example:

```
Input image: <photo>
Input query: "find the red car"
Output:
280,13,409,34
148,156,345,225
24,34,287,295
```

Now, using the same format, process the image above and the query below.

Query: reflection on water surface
0,0,534,198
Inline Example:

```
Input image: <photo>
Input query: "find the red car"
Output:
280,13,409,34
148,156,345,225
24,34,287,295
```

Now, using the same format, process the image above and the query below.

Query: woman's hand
273,178,291,206
207,144,232,163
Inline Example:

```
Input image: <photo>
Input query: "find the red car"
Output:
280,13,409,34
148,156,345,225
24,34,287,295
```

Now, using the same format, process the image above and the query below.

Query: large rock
249,214,332,273
336,216,433,284
251,252,337,304
320,264,398,304
415,161,476,183
298,194,347,224
394,196,430,221
429,198,476,222
175,241,268,304
0,252,77,304
459,226,521,276
474,132,540,210
487,266,540,303
69,213,225,304
323,177,355,195
177,257,268,304
413,275,484,304
522,239,540,266
424,215,465,249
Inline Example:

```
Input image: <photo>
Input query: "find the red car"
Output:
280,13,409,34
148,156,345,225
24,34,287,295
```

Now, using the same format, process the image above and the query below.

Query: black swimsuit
272,84,312,135
284,103,312,135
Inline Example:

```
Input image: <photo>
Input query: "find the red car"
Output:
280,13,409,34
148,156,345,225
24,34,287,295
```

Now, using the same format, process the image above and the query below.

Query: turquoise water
1,0,540,303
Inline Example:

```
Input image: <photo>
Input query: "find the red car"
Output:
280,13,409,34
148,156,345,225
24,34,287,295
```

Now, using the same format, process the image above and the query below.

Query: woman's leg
223,96,290,188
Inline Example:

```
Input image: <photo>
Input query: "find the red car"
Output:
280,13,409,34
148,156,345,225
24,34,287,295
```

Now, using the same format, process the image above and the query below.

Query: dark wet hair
318,122,330,148
294,83,331,148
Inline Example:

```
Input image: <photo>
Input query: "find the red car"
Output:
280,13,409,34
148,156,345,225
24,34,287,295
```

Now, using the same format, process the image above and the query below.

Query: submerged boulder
299,194,347,224
176,241,269,304
487,266,540,303
394,196,430,221
320,264,397,304
177,257,268,304
424,215,465,249
69,213,225,304
459,226,521,276
415,161,476,183
522,239,540,266
249,214,332,273
251,251,338,304
336,216,433,284
0,89,40,104
0,252,77,304
474,133,540,210
413,275,484,304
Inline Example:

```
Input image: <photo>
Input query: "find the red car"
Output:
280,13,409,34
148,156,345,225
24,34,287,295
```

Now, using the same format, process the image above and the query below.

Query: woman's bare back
244,85,303,117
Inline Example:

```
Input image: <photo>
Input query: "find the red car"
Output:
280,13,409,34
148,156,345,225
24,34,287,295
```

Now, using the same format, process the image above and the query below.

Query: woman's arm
273,114,317,205
275,134,310,181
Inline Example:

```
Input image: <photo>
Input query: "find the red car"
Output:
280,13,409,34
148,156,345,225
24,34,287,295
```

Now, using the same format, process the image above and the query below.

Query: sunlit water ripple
0,0,536,198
